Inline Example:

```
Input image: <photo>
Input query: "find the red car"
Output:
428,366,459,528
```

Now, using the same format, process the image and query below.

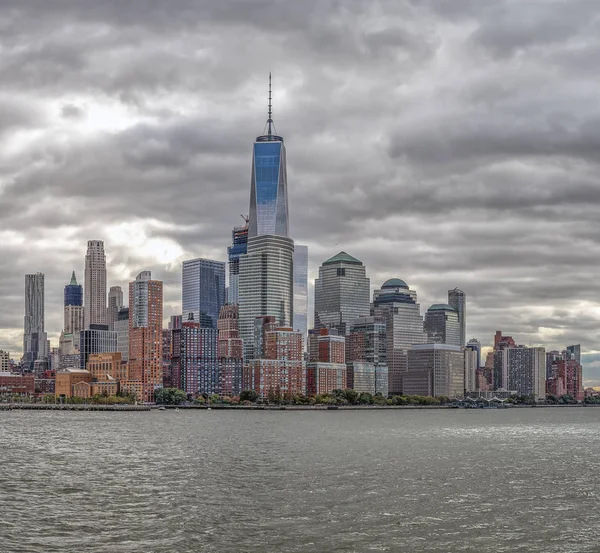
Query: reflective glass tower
448,288,466,347
293,244,308,349
182,258,226,329
227,219,249,305
248,74,289,239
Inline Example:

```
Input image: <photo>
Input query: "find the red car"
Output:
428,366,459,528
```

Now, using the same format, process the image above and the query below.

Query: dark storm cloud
1,0,600,384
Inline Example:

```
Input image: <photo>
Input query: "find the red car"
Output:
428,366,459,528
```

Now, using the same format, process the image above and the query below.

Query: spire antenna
267,72,273,139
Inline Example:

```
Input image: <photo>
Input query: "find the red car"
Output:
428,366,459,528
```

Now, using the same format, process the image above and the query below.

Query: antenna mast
267,72,273,139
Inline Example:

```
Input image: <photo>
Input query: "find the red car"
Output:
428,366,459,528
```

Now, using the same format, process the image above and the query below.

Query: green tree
240,390,259,403
155,388,187,405
344,389,359,405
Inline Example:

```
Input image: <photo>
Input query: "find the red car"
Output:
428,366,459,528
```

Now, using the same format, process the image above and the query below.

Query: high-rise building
424,304,461,346
248,74,289,240
372,278,425,395
293,244,308,350
218,304,243,397
464,347,478,394
466,338,481,370
227,220,249,305
0,350,10,372
167,315,183,391
182,258,226,330
243,319,305,399
239,235,294,360
306,328,347,396
115,307,129,362
405,344,465,398
566,344,581,366
493,345,546,400
107,286,124,331
447,288,466,347
79,325,117,369
128,271,163,402
347,316,387,366
314,252,370,336
63,272,84,350
239,82,295,361
84,240,107,328
346,362,388,396
23,273,47,371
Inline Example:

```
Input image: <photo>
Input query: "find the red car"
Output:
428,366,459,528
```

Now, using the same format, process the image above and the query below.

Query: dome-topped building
381,278,408,289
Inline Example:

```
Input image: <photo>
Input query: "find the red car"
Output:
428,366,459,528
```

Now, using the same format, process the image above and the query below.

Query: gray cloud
1,0,599,385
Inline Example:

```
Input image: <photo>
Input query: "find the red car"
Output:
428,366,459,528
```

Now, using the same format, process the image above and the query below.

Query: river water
0,408,599,552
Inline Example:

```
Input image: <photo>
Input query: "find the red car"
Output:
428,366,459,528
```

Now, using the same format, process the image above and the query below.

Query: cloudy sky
1,0,599,384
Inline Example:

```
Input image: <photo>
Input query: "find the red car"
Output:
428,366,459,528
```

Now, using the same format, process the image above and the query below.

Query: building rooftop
323,251,362,266
381,278,408,289
428,303,456,312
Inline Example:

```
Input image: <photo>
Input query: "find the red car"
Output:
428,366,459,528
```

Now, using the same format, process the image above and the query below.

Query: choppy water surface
1,408,599,552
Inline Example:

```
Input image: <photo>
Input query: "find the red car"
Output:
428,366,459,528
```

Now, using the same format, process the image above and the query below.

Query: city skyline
1,2,600,386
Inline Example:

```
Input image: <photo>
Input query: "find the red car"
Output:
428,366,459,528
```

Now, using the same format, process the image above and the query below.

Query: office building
128,271,163,402
406,344,465,398
248,74,289,239
218,304,243,397
465,347,478,394
372,278,425,395
63,272,84,351
239,235,294,360
314,252,370,336
346,362,388,396
84,240,107,328
466,338,481,370
566,344,581,366
293,244,308,349
494,345,546,400
0,351,9,372
107,286,124,330
79,325,117,369
347,316,387,366
447,288,466,347
23,272,47,371
306,328,346,395
227,220,249,305
115,307,129,362
182,258,226,329
424,304,461,346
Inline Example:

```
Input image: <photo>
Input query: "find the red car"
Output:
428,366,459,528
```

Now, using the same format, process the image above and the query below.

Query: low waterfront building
0,372,35,396
55,369,92,398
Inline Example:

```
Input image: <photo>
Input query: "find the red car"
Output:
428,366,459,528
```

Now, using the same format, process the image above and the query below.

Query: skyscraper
447,288,466,347
115,307,129,362
239,235,294,360
23,273,47,371
467,338,482,370
239,76,295,361
293,244,308,349
128,271,163,402
227,219,249,305
566,344,581,366
313,252,370,336
372,278,426,395
424,304,461,346
107,286,124,331
248,74,289,239
84,240,107,328
64,271,84,337
79,325,117,369
182,258,226,330
405,344,465,398
218,304,243,397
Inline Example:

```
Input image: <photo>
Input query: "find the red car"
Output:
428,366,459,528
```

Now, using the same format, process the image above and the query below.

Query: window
337,268,346,277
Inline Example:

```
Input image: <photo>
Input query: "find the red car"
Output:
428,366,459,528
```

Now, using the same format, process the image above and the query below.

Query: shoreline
0,403,597,411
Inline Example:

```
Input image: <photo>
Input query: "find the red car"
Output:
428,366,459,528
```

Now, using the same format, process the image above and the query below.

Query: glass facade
314,252,371,336
293,244,308,350
182,258,226,329
424,305,461,346
64,271,83,307
408,344,465,398
79,326,117,369
249,140,289,238
227,223,248,305
448,288,466,347
23,273,47,371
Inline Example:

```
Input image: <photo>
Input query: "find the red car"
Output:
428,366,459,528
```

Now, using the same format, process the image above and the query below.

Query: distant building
239,236,294,360
306,328,346,396
346,316,387,367
107,286,124,331
466,338,481,370
244,320,305,399
547,358,583,401
23,272,47,371
218,304,243,397
346,362,388,396
0,372,35,396
447,288,466,347
0,351,10,373
424,304,461,346
128,271,163,402
64,272,84,350
464,347,478,395
79,325,117,369
115,307,130,362
372,278,425,395
566,344,581,366
84,240,107,328
55,368,92,398
494,345,546,400
182,258,226,329
406,344,465,398
227,222,249,305
314,252,370,336
293,244,308,350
